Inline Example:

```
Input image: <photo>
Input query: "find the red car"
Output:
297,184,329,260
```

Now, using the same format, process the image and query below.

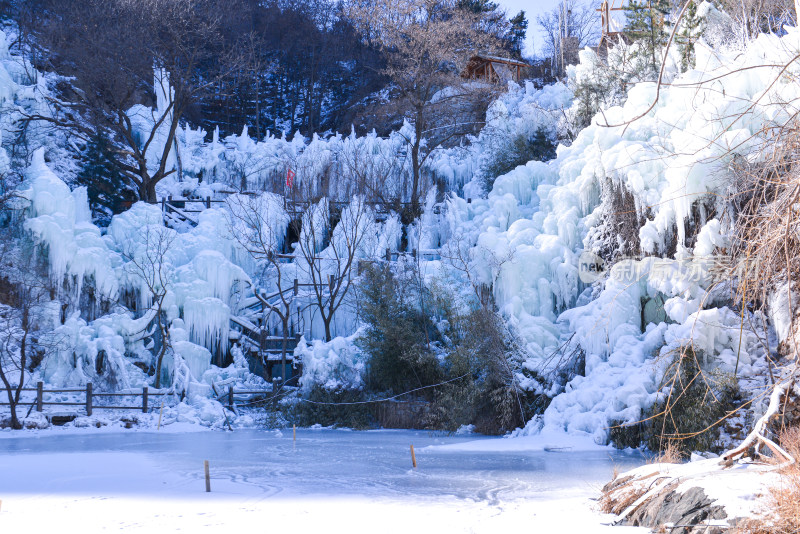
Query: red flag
286,168,295,189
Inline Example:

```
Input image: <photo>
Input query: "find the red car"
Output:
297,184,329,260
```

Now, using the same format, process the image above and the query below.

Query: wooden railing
0,382,170,415
161,196,227,227
217,382,299,411
2,382,294,416
160,193,455,228
219,385,276,410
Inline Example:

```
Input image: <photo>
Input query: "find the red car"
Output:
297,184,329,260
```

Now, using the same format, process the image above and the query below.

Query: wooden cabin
462,55,528,84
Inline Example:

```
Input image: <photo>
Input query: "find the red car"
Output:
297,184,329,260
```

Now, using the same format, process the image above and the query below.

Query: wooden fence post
272,377,279,409
385,248,391,262
36,381,43,412
329,274,335,292
293,278,299,296
206,196,211,209
142,386,148,413
204,460,211,492
86,382,93,416
228,385,234,411
412,248,417,261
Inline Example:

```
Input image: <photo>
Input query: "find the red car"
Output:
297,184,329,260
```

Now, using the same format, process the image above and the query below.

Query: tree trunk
281,318,289,382
411,141,420,211
323,312,332,342
8,400,20,429
3,384,20,429
254,77,261,140
12,314,29,429
174,137,183,183
153,311,168,389
3,318,28,430
142,179,158,204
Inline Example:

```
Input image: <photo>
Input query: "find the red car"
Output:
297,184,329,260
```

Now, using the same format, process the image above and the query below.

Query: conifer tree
77,133,136,225
456,0,498,13
676,0,700,72
507,11,528,58
624,0,671,77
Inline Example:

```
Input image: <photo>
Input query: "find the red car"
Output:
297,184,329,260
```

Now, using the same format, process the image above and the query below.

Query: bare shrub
649,440,685,464
598,474,646,515
609,347,741,454
729,134,800,360
734,427,800,534
647,347,741,454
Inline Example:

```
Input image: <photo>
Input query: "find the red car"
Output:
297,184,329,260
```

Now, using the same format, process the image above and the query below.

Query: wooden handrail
0,383,171,415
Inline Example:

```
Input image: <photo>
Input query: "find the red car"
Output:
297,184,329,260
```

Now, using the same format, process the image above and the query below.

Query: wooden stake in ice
204,460,211,492
157,400,164,431
410,444,417,468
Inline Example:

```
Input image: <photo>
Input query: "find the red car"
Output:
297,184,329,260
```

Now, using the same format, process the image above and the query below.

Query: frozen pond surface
0,429,649,533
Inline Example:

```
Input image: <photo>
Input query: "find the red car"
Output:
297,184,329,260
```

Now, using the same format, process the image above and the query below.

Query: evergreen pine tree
528,127,556,162
77,133,136,226
507,11,528,59
676,0,700,72
456,0,498,14
624,0,671,77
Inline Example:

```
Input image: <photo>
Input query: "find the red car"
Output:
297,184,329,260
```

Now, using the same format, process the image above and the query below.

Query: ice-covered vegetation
0,0,797,473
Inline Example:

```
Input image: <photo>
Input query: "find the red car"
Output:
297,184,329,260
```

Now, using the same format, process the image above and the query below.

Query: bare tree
0,307,27,429
440,226,515,310
0,223,54,429
226,193,298,381
717,0,795,43
537,0,600,78
121,225,175,388
297,197,373,341
21,0,245,202
345,0,502,217
0,279,52,429
337,136,406,207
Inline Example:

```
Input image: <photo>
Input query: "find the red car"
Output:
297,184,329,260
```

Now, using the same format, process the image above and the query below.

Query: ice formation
4,15,795,438
435,26,798,441
296,332,367,394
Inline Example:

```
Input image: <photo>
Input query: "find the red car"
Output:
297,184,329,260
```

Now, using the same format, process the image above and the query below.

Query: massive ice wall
441,26,800,441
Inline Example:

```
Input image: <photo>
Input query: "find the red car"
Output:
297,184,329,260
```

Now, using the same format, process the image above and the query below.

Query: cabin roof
469,55,528,68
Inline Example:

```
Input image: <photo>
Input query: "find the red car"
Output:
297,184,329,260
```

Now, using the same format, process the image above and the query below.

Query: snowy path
0,429,648,533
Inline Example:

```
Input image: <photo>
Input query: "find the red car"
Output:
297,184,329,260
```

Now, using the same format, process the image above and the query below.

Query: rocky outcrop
617,483,729,534
599,457,775,534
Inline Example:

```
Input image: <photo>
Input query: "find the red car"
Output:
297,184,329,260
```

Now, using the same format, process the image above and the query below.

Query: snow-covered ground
0,428,647,533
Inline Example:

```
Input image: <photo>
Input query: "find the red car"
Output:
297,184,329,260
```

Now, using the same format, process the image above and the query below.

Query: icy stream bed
0,429,648,532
